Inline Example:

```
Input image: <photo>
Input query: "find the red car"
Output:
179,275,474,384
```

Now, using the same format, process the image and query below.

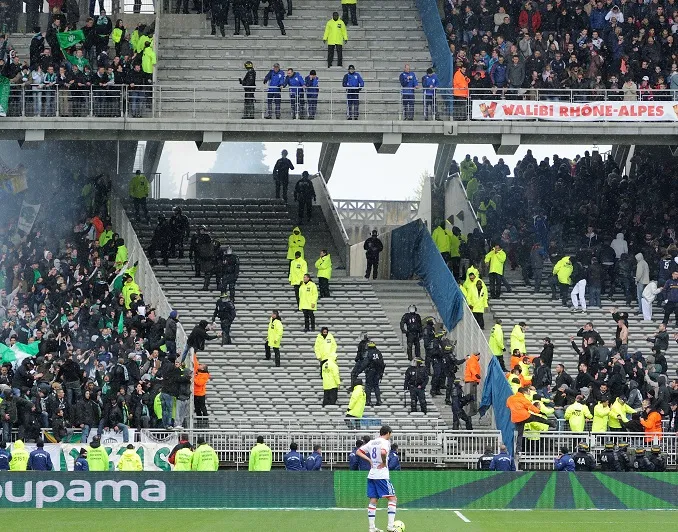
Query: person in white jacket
635,253,650,315
642,281,663,321
610,233,628,259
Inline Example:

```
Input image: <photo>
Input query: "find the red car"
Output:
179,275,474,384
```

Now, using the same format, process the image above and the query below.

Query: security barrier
1,471,677,509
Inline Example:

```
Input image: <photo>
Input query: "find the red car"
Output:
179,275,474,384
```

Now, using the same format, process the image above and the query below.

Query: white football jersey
360,437,391,480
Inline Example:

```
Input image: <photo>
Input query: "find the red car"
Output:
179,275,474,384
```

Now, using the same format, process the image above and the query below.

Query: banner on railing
472,99,678,121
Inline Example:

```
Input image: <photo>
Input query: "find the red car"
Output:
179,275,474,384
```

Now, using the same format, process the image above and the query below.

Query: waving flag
479,356,515,456
0,341,41,366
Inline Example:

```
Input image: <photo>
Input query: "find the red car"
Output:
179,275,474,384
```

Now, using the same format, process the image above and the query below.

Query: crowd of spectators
0,169,206,446
445,0,678,105
0,11,156,118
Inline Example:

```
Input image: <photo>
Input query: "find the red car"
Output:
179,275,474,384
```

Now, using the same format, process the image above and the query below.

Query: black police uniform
213,296,236,345
450,380,473,430
211,0,230,36
599,446,622,471
363,233,383,279
429,334,444,395
632,450,655,471
422,319,435,373
233,0,251,35
362,343,385,406
404,362,428,414
400,309,422,360
148,215,172,266
263,0,286,34
169,208,190,258
649,450,667,472
294,173,316,224
572,448,596,471
190,230,212,277
239,62,257,118
220,251,240,301
350,337,369,387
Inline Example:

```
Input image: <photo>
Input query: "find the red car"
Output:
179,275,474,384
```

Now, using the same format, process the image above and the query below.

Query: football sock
368,503,377,529
387,500,397,528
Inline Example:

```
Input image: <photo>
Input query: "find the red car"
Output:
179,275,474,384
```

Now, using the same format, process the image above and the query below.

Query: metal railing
110,194,190,426
5,85,678,122
312,172,350,271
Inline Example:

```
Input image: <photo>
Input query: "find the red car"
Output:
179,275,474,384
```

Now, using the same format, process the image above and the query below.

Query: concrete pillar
195,132,222,152
373,133,402,154
317,142,340,182
431,143,456,226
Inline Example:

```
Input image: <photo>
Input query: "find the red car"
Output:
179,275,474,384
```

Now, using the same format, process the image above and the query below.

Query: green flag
118,312,125,335
0,341,40,365
0,76,9,118
56,30,86,51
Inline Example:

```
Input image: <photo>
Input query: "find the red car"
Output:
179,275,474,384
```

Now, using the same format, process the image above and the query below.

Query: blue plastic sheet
479,357,515,456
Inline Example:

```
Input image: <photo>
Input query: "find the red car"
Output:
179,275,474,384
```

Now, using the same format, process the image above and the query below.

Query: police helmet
414,357,424,364
359,332,370,342
158,214,166,221
635,448,645,455
408,304,417,313
577,443,589,452
434,331,444,338
244,61,254,69
220,293,229,298
424,316,435,324
651,446,662,454
173,206,182,214
604,442,614,450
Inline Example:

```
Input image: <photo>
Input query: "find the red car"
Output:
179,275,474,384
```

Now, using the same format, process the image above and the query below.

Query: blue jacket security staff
283,442,304,471
342,65,364,120
399,64,418,120
304,71,319,119
422,68,439,120
264,63,285,119
239,61,256,119
284,68,306,119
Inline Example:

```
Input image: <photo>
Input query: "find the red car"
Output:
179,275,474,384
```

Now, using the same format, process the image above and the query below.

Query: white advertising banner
13,442,172,471
471,99,678,121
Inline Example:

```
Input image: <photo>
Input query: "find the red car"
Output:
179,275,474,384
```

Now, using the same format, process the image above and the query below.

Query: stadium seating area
447,0,678,100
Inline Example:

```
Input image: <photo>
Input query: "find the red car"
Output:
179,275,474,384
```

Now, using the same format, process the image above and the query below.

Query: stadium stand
126,197,448,432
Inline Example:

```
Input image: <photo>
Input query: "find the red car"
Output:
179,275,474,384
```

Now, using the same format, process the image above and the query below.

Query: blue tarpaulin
390,220,464,331
479,357,515,456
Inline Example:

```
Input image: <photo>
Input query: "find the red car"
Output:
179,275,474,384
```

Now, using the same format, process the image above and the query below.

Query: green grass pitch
2,509,678,531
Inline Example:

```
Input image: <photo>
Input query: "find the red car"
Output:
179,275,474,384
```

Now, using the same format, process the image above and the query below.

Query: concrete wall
185,173,303,200
444,175,481,236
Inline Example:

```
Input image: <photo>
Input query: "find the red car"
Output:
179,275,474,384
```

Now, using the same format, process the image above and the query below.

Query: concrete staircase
157,0,431,89
126,197,447,431
486,272,668,375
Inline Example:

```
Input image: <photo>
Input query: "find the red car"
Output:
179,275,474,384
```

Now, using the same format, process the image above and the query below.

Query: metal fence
5,85,678,121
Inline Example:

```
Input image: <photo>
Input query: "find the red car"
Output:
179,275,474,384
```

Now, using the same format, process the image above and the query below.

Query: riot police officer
202,240,221,291
211,0,229,37
429,331,444,396
351,332,369,387
212,294,236,345
363,341,385,407
422,316,435,373
617,442,631,471
190,225,211,278
649,446,666,472
632,448,655,471
233,0,251,35
239,61,256,119
399,305,422,361
169,206,190,259
148,214,172,267
263,0,286,35
404,358,428,414
572,443,596,471
219,245,240,301
599,442,622,471
450,378,473,430
442,343,465,404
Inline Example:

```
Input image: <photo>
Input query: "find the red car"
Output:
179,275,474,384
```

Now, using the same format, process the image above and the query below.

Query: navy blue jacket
555,453,576,472
348,447,360,470
264,69,286,91
489,452,516,471
304,452,322,471
664,278,678,302
342,72,364,89
399,71,418,94
283,451,305,471
387,451,401,471
0,449,11,470
304,75,319,96
28,448,54,471
74,457,90,471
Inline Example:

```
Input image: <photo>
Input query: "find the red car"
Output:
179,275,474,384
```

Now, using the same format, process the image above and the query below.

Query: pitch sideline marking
454,510,471,523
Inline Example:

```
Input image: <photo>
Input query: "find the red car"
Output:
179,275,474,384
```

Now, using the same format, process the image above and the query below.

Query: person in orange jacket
193,353,211,426
464,353,481,384
640,404,663,442
452,64,470,120
506,387,554,451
